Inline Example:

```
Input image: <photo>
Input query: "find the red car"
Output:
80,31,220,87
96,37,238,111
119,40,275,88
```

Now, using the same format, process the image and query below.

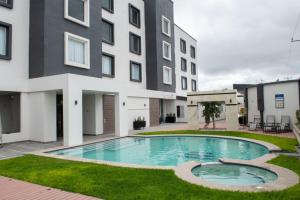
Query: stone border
174,159,299,192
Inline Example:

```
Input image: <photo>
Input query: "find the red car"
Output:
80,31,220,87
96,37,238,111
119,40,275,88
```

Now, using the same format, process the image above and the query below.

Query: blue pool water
49,136,269,166
192,164,278,186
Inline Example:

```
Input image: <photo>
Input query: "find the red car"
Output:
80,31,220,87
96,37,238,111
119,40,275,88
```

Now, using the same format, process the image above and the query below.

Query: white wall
247,87,260,123
127,97,149,130
176,99,187,122
263,82,299,127
174,25,198,97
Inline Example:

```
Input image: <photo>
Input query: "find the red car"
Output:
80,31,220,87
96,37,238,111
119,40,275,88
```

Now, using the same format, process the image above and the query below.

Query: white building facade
0,0,198,146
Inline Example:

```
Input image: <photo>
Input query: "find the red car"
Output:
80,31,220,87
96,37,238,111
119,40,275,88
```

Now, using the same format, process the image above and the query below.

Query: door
150,98,160,127
56,94,63,138
103,95,115,134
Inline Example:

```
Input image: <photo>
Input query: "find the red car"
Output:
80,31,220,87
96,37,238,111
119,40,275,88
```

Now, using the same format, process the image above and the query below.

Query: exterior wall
83,94,103,135
176,99,187,122
29,0,103,78
263,82,299,127
144,0,176,92
247,87,260,122
127,97,150,130
174,25,198,97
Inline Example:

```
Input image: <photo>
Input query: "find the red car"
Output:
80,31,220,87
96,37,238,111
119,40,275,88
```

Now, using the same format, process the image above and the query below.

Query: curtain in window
102,55,112,75
131,64,140,80
164,68,171,83
0,26,7,56
68,38,85,64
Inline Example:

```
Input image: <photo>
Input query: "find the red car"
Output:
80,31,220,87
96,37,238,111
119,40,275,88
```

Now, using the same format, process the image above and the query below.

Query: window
177,106,185,118
191,62,197,75
0,0,13,9
192,79,197,91
102,53,115,77
181,58,187,72
163,66,172,85
275,94,284,109
64,32,90,69
162,16,171,37
162,41,171,61
181,77,187,90
129,32,141,55
102,0,114,13
0,22,12,60
64,0,90,27
180,39,186,53
130,61,142,82
102,19,114,45
190,45,196,58
129,4,140,28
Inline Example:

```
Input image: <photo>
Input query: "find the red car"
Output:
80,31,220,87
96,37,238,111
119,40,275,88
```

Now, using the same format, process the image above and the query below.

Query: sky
174,0,300,90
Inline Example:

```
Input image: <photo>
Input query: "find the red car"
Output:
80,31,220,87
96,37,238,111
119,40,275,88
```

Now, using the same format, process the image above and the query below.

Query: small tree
201,102,222,129
296,110,300,123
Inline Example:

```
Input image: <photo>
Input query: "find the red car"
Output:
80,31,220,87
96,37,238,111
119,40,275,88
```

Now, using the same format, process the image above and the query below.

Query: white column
115,93,128,137
188,105,199,130
225,105,239,131
63,86,83,146
95,94,103,135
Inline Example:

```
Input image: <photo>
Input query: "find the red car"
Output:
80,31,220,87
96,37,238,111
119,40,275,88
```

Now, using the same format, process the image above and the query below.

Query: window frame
64,0,90,27
163,66,172,85
190,45,196,58
180,39,186,54
102,0,114,13
0,21,12,60
191,62,197,75
181,58,187,72
130,61,142,82
102,19,114,45
129,4,141,28
0,0,13,9
181,76,188,90
129,32,141,55
162,41,172,61
162,16,171,37
64,32,90,69
192,79,197,91
102,52,115,78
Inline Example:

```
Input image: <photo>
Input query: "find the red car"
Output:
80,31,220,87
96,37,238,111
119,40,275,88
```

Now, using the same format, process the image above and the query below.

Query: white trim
163,66,172,85
162,41,172,61
162,16,171,37
64,32,90,69
64,0,90,27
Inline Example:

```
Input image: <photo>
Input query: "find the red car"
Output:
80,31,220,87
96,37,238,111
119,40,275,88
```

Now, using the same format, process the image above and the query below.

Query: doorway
103,95,115,134
56,94,63,138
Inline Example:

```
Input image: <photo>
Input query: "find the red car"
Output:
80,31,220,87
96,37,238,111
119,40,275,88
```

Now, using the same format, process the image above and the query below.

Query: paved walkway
0,176,100,200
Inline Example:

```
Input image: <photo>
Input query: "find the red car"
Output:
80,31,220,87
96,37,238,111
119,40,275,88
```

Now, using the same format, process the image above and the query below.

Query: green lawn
0,155,299,200
138,130,298,152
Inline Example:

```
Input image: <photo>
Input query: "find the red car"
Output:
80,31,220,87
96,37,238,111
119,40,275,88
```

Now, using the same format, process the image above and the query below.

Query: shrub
297,110,300,123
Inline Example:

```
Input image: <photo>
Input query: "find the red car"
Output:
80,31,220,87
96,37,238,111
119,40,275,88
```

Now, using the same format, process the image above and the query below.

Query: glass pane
102,55,112,75
0,26,7,56
164,43,169,58
163,20,169,34
68,0,85,21
102,0,112,11
68,38,85,64
131,35,140,53
103,21,113,43
130,6,140,26
0,0,8,4
131,63,141,81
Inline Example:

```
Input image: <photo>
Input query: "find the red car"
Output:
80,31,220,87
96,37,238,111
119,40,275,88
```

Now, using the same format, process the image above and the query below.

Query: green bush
297,110,300,123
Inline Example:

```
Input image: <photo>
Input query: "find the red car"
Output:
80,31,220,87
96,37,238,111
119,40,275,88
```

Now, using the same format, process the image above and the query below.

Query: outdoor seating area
249,115,292,134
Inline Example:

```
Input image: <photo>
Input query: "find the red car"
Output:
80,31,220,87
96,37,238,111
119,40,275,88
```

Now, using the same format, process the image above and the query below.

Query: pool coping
174,159,299,192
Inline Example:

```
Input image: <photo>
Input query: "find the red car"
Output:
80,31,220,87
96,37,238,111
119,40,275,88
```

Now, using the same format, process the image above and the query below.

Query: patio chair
279,115,291,132
264,115,276,132
254,115,261,128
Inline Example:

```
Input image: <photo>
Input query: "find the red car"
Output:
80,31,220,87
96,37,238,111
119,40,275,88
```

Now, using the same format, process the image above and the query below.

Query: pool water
192,163,278,186
49,136,269,166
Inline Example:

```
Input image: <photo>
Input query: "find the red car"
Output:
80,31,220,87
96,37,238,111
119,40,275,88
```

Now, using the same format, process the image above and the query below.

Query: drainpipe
257,84,265,125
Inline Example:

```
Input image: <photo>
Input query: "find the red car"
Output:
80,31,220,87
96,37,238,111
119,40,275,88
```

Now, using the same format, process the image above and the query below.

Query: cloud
174,0,300,90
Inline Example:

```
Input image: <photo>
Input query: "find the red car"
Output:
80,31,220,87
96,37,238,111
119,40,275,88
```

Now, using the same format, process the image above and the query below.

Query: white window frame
64,32,90,69
64,0,90,27
162,41,172,61
163,66,172,85
162,16,171,37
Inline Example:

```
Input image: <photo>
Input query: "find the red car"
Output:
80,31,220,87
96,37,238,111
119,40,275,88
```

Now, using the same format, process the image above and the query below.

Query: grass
138,130,298,152
0,155,299,200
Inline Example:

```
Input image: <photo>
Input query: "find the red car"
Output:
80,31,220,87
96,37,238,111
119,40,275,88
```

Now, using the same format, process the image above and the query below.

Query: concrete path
0,176,101,200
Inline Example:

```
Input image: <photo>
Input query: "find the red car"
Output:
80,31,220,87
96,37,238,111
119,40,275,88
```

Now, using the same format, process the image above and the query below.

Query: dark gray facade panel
29,0,103,79
144,0,176,93
257,84,264,111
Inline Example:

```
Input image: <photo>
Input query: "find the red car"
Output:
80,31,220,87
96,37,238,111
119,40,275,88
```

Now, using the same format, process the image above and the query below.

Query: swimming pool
49,136,270,167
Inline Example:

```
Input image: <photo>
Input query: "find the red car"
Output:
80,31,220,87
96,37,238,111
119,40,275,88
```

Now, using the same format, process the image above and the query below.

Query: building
245,79,300,128
0,0,198,146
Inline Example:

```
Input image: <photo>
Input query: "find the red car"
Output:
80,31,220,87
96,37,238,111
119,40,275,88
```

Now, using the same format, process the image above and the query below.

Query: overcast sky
174,0,300,90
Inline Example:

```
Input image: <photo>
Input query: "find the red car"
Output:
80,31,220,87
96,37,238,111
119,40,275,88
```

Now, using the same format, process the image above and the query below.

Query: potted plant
165,113,176,123
133,117,146,130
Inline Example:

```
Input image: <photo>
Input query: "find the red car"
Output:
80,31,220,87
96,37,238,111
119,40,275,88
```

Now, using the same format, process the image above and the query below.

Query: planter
165,116,176,123
133,121,146,130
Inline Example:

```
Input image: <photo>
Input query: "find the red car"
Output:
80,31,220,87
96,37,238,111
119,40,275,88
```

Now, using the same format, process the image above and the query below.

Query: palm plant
201,102,222,129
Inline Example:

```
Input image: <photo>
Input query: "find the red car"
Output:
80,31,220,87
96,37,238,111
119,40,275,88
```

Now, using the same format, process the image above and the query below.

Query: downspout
257,84,265,125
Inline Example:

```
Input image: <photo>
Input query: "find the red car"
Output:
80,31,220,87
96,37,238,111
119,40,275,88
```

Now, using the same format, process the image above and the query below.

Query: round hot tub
192,163,278,186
